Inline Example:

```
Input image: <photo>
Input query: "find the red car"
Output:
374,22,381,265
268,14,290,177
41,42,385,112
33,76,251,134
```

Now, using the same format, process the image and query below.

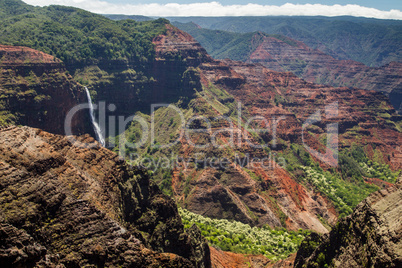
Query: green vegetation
280,143,399,218
300,166,378,217
112,106,188,196
0,1,197,132
290,136,394,222
105,14,153,22
0,0,167,69
179,208,309,261
359,161,399,183
172,22,256,61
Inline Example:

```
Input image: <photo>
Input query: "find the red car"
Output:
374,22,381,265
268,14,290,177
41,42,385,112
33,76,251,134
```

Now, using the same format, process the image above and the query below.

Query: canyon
0,1,401,266
2,20,399,235
122,24,401,235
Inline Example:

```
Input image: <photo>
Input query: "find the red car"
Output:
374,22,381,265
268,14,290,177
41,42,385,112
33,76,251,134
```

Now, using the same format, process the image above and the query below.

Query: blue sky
23,1,402,19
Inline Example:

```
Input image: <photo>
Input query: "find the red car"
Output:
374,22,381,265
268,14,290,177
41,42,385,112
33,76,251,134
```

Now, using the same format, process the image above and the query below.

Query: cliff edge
295,179,402,267
0,125,211,267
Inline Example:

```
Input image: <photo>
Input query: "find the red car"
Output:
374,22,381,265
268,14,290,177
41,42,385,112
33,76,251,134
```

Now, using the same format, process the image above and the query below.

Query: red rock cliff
0,45,88,135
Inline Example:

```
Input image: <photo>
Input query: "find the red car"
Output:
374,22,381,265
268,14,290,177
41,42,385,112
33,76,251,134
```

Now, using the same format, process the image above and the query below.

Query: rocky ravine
246,33,402,113
152,25,339,233
294,179,402,268
0,126,211,267
146,25,402,233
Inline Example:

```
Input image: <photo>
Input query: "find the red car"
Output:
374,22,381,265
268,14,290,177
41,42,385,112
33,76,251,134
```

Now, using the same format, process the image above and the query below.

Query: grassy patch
180,208,309,261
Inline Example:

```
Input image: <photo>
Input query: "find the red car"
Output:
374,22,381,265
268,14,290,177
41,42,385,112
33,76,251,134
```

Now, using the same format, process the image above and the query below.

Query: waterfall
85,87,105,146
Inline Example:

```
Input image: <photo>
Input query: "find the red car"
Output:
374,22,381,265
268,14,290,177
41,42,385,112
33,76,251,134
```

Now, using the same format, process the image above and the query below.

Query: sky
22,1,402,19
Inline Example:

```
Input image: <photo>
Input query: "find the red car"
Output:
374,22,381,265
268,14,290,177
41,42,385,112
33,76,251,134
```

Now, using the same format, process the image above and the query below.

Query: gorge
0,1,401,267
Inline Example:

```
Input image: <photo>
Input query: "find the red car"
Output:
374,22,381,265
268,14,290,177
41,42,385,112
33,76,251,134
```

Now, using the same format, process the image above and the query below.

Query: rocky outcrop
246,34,402,113
0,45,89,135
153,24,213,65
294,180,402,268
0,126,210,267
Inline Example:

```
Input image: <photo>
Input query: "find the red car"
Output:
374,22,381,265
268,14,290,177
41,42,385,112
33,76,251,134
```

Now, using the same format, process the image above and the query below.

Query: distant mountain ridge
246,33,402,113
168,16,402,67
104,14,153,22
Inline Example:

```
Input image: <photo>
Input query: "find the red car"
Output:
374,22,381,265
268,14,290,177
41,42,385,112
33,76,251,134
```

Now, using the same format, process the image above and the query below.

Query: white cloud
22,1,402,20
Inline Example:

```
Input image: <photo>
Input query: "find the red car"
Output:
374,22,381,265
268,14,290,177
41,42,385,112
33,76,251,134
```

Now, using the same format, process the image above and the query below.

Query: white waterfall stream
85,87,105,146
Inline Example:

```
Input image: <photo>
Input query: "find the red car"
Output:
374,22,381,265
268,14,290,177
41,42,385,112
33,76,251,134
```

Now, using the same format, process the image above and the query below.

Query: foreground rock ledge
294,179,402,268
0,126,211,268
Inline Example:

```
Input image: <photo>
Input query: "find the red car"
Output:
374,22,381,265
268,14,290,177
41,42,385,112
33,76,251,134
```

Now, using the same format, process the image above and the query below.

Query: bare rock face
210,246,271,268
0,45,88,135
0,126,210,268
294,180,402,268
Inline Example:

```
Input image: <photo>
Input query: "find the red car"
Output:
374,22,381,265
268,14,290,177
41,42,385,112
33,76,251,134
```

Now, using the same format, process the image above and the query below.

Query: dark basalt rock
294,180,402,268
0,126,211,268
